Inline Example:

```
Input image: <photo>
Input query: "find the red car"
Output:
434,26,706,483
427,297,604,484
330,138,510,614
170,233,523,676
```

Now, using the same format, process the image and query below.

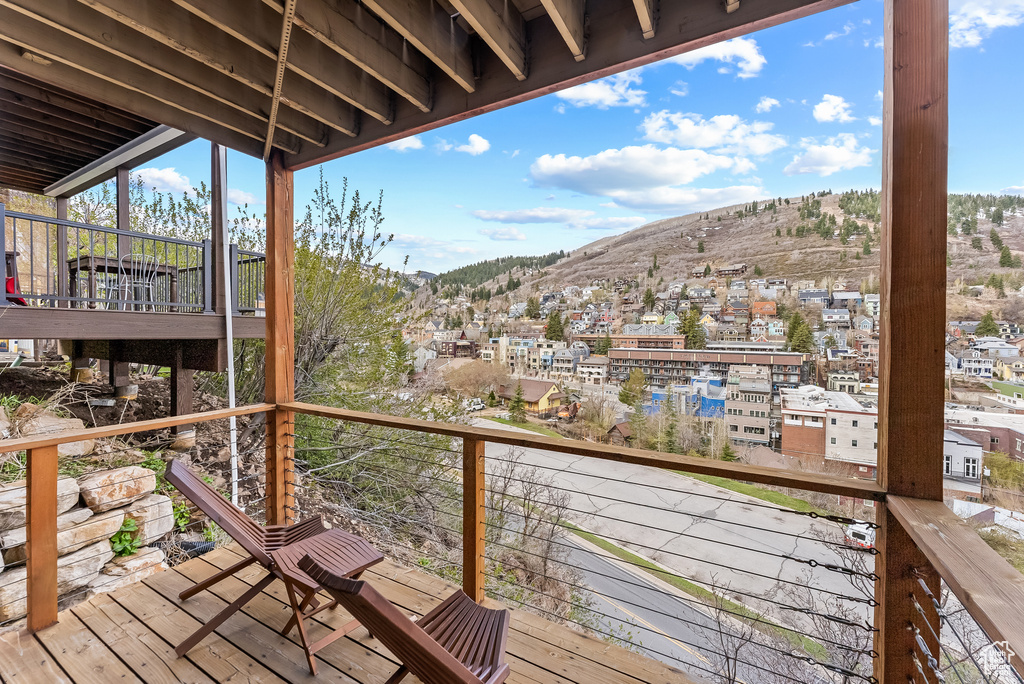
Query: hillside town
408,254,1024,516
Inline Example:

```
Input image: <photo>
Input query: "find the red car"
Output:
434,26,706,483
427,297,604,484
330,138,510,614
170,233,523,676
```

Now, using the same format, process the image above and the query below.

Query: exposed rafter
0,1,307,152
173,0,390,125
264,0,298,160
360,0,476,93
449,0,528,80
78,0,360,137
539,0,587,61
632,0,656,39
264,0,432,113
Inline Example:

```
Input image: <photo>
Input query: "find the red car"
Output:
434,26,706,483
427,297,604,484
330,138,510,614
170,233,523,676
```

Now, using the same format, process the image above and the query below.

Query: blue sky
131,0,1024,274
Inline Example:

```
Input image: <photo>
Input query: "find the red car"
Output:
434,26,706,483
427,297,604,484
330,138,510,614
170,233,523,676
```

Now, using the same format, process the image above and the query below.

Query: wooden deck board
1,546,700,684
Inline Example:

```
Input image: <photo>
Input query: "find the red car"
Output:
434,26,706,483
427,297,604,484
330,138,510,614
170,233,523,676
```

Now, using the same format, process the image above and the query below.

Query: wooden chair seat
299,551,511,684
164,459,384,674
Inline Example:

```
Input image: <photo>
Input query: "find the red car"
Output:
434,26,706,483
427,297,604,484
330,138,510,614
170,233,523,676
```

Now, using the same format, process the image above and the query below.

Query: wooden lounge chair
298,551,511,684
164,459,384,671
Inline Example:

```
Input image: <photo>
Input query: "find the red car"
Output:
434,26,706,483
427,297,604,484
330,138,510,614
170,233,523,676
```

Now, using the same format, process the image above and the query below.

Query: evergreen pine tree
546,310,565,341
509,383,527,423
976,311,1000,337
697,241,705,253
1000,246,1013,267
721,442,738,462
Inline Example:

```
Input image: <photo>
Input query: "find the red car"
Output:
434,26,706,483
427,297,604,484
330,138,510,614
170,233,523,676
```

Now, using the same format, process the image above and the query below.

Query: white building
956,350,994,379
943,430,982,481
824,393,879,471
576,356,610,384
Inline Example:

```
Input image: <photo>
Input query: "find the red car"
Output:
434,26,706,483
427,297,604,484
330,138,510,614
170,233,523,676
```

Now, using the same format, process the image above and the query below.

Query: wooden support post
210,143,228,315
463,437,485,603
170,343,194,435
265,151,295,526
56,198,68,309
875,0,948,680
26,445,58,632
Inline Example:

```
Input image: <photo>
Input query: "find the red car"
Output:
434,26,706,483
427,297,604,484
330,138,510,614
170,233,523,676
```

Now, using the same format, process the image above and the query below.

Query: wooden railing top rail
281,401,887,502
888,495,1024,672
0,403,273,452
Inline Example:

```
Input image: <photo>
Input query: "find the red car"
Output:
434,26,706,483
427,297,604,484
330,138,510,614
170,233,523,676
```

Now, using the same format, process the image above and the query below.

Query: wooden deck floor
0,544,698,684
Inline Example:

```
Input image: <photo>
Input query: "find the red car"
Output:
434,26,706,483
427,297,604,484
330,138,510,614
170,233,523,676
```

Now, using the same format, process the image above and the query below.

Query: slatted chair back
299,553,510,684
165,459,272,566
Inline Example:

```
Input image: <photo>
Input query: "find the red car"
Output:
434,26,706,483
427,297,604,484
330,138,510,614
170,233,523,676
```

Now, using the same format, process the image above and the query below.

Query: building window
965,457,979,479
874,442,878,450
852,420,859,428
874,422,878,430
830,437,837,445
852,440,858,447
830,418,837,425
992,437,999,444
944,454,951,475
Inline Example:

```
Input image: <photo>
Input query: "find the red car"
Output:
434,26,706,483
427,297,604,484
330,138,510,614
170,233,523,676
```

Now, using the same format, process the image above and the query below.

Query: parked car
463,398,486,412
844,523,875,549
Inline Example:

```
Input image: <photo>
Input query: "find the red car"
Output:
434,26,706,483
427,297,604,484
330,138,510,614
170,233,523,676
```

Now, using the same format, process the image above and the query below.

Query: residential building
943,430,983,482
798,289,830,306
551,343,590,379
831,291,863,310
496,379,565,414
725,365,772,446
609,349,807,390
825,395,879,477
779,386,828,467
994,357,1024,383
864,294,881,317
574,331,686,352
750,301,777,317
576,356,610,385
956,350,994,378
715,263,747,277
827,370,861,393
822,309,851,327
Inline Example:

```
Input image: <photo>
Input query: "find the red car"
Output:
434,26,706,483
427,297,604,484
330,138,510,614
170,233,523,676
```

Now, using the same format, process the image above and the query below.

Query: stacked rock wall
0,465,175,621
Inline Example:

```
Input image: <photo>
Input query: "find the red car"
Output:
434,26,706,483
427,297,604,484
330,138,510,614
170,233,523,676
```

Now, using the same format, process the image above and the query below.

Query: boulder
1,509,122,565
0,508,93,562
88,546,166,597
0,540,114,621
78,466,156,513
0,477,80,531
124,494,174,546
13,404,94,457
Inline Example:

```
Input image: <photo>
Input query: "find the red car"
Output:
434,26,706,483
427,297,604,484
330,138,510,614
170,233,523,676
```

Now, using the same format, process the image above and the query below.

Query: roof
608,422,633,438
497,379,560,403
944,429,982,448
0,1,840,171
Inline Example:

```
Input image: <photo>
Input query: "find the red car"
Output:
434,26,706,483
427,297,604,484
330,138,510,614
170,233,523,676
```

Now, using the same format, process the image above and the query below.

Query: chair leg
283,578,318,676
175,573,275,657
179,555,257,601
279,588,317,636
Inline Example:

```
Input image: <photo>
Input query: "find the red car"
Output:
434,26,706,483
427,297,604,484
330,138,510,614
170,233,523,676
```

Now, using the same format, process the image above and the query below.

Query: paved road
473,419,875,636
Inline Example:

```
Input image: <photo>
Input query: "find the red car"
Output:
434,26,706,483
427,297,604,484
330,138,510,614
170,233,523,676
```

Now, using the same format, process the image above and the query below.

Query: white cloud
478,227,528,241
784,134,875,176
755,96,780,113
875,90,884,101
667,37,766,79
136,167,191,194
868,116,882,127
670,81,689,97
435,138,454,152
825,22,856,40
641,111,786,157
472,207,646,231
455,134,491,155
1002,183,1024,196
950,0,1024,47
556,72,647,109
227,188,261,205
529,145,766,213
532,145,736,194
385,135,424,152
863,36,884,48
813,94,856,123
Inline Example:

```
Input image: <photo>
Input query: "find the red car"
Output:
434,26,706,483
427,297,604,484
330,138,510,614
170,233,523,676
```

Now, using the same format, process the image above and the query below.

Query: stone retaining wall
0,465,175,621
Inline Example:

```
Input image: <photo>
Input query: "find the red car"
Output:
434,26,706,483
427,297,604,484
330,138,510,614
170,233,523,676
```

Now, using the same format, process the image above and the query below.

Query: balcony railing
0,402,1021,683
1,205,264,314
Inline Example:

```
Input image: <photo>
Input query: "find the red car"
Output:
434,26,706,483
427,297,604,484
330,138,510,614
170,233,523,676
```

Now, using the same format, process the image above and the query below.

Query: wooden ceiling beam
173,0,385,125
0,98,135,148
539,0,586,61
632,0,656,39
79,0,359,137
263,0,432,113
2,0,324,149
449,0,528,80
0,86,145,141
0,114,121,156
0,39,266,158
0,69,154,132
0,155,80,179
0,7,302,155
0,134,97,167
360,0,476,92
